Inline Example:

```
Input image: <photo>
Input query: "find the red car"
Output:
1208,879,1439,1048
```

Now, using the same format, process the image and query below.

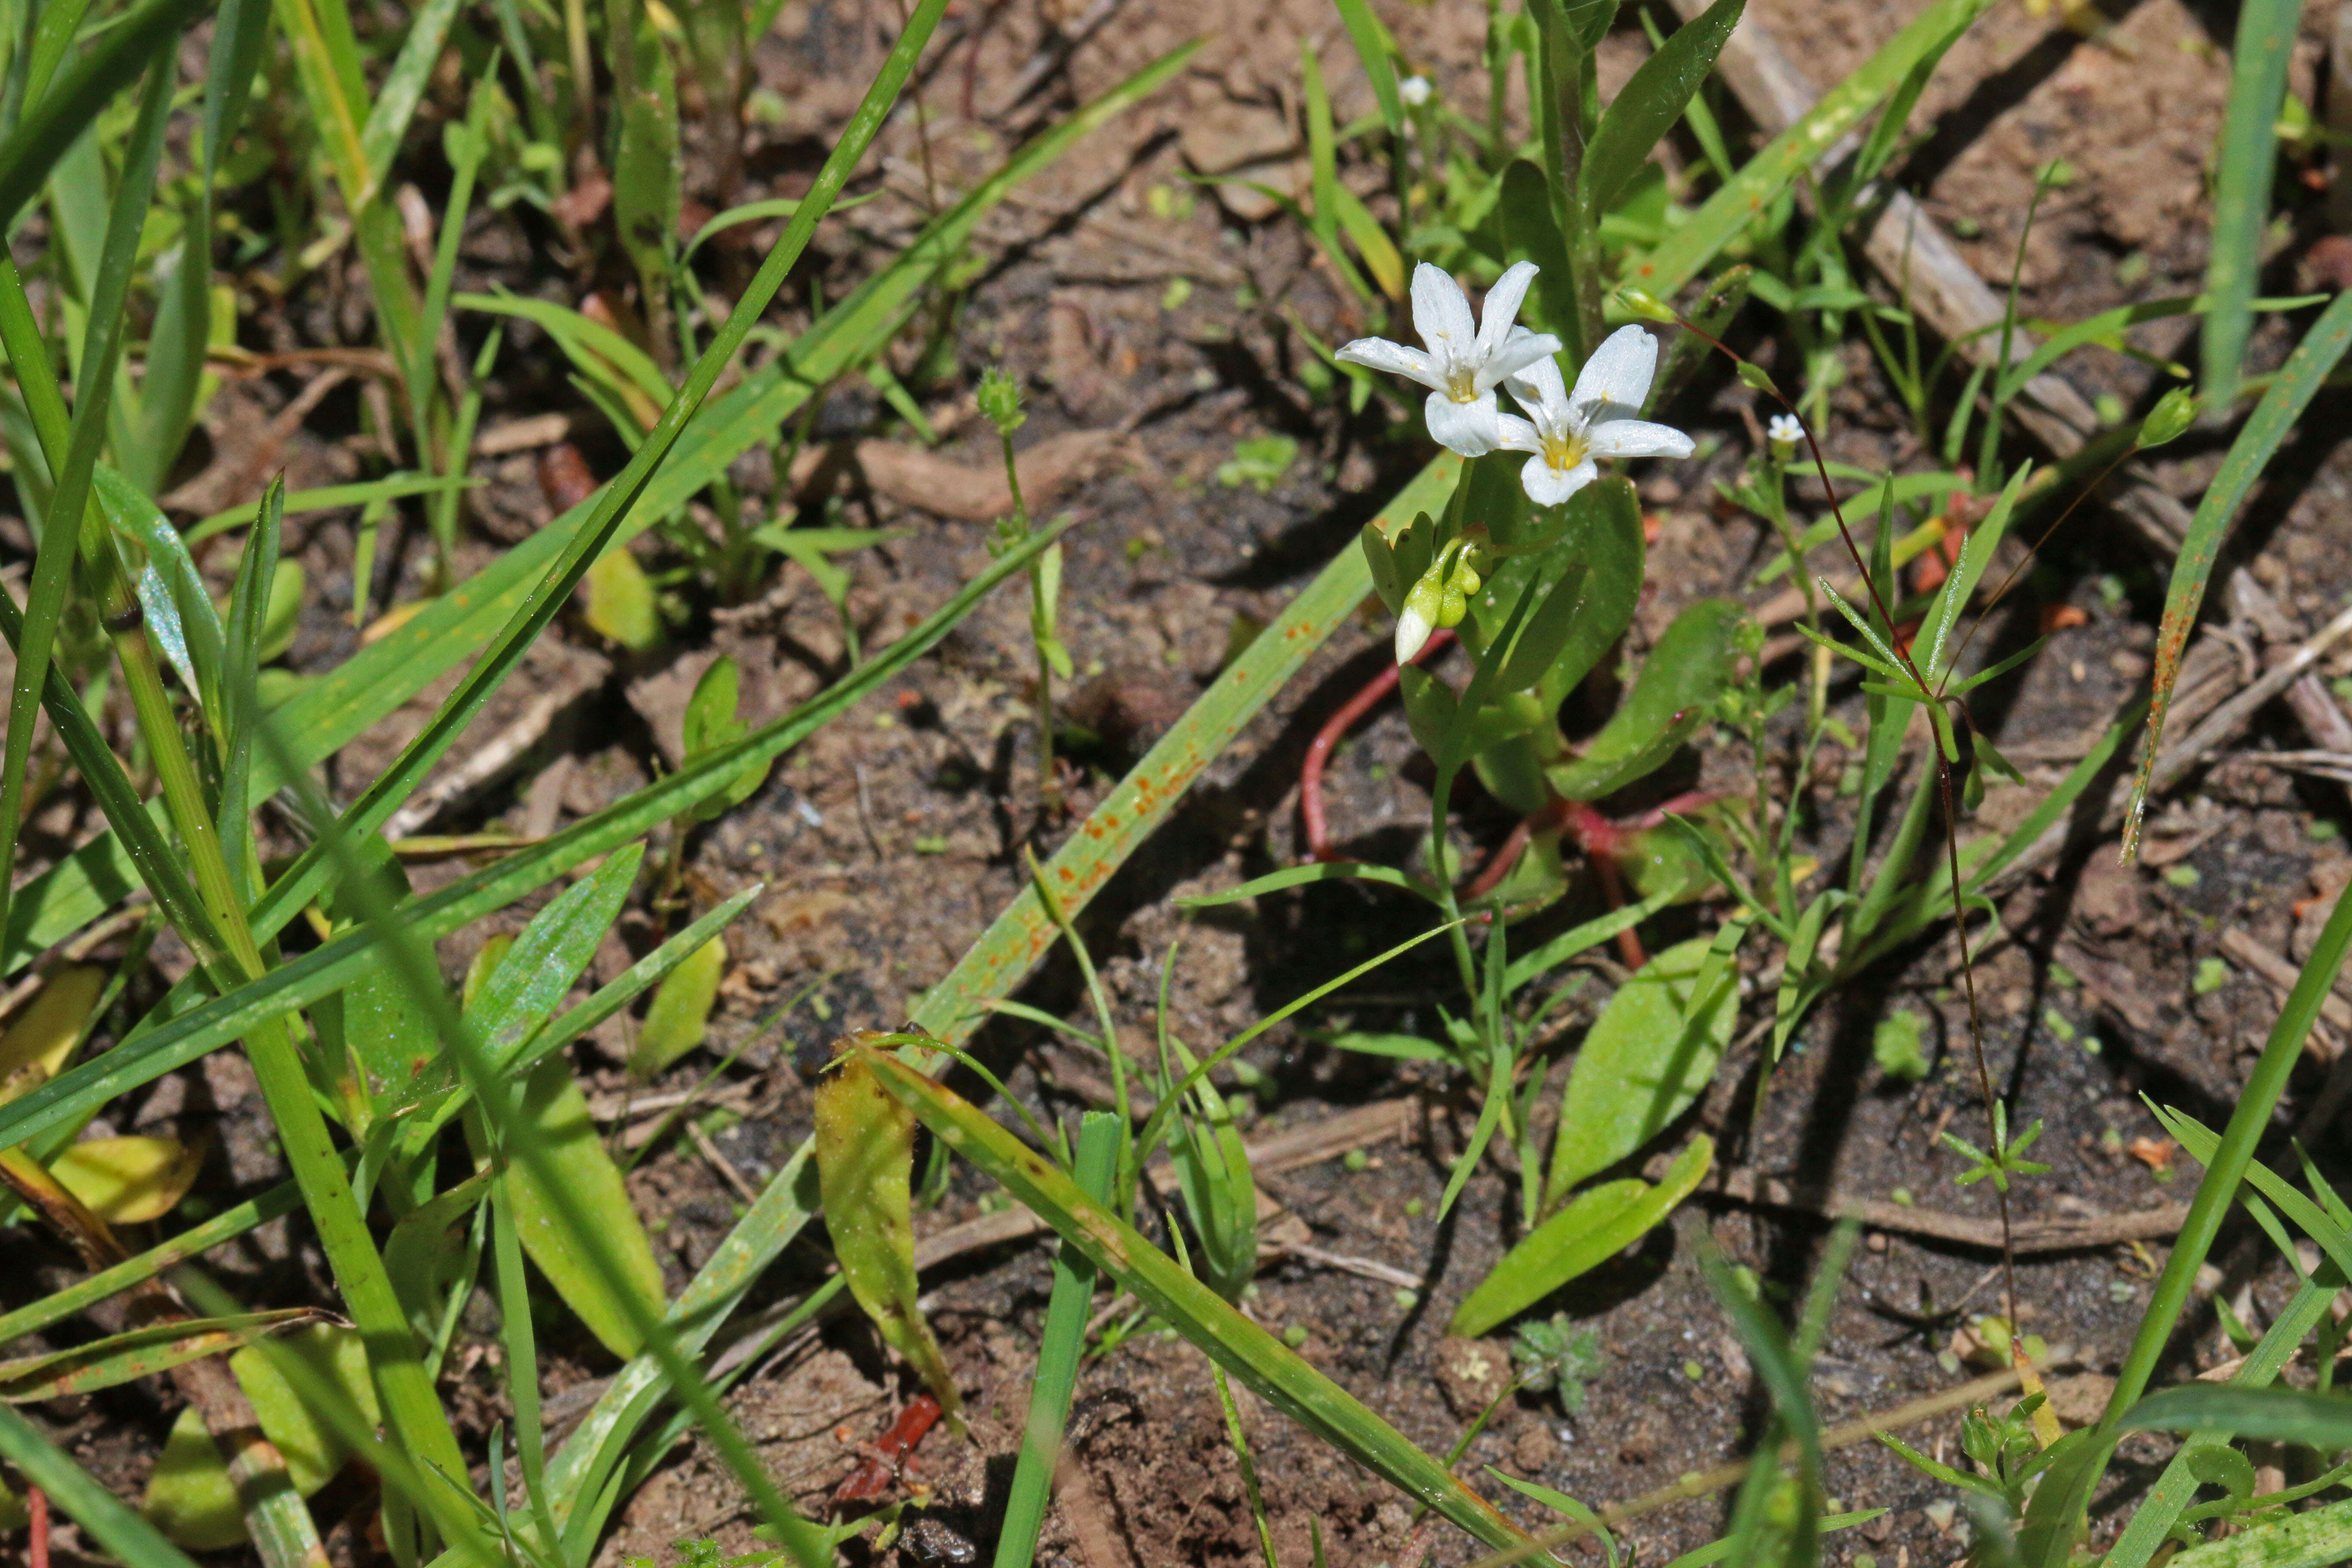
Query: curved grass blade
0,1309,329,1400
856,1041,1535,1555
2124,289,2352,861
2,47,1197,976
0,0,212,233
2120,1384,2352,1448
0,518,1063,1158
2017,869,2352,1567
242,0,956,945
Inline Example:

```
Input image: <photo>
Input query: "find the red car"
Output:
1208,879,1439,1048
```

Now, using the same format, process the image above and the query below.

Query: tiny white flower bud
1399,75,1432,107
1767,413,1804,460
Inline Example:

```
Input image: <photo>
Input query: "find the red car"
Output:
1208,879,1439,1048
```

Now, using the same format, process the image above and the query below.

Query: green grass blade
993,1111,1120,1568
22,0,96,107
246,0,953,943
0,0,208,232
1578,0,1741,220
2125,289,2352,859
859,1043,1535,1555
2121,1384,2352,1448
0,1176,307,1347
0,1403,199,1568
1624,0,1992,299
2018,868,2352,1568
131,0,267,491
2200,0,2301,413
1329,0,1401,135
0,1308,326,1400
0,49,175,892
0,519,1063,1158
357,0,461,190
1,49,1194,975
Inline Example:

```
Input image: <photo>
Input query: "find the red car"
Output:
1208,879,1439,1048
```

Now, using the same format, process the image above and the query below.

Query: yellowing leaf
815,1035,963,1427
583,548,662,650
143,1325,381,1549
0,963,105,1103
629,934,724,1079
502,1057,669,1357
52,1135,204,1223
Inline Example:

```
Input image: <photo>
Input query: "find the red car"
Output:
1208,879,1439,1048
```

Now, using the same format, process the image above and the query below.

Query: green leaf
1161,1032,1256,1302
2165,1497,2352,1568
611,0,683,308
1501,159,1576,345
2200,0,2302,411
1493,564,1591,692
2127,288,2352,859
1622,0,1995,297
995,1112,1121,1568
1579,0,1743,219
1315,1030,1452,1062
0,1403,197,1568
385,1170,491,1344
583,548,663,650
815,1038,964,1424
630,935,726,1079
1547,598,1743,801
1449,1136,1712,1337
469,844,643,1068
2121,1384,2352,1449
1544,933,1736,1201
257,559,304,663
143,1325,381,1550
855,1041,1533,1553
1328,0,1403,135
496,1057,670,1358
0,1310,326,1402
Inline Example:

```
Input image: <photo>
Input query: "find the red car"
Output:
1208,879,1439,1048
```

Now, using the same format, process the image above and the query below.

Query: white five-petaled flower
1493,324,1694,506
1767,412,1804,459
1336,261,1562,457
1399,74,1433,107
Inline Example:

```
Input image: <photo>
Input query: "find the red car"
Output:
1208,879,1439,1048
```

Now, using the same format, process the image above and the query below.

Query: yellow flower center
1446,367,1480,403
1541,430,1590,472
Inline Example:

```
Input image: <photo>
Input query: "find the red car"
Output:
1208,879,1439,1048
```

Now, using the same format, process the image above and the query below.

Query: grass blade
2018,868,2352,1566
993,1111,1120,1568
0,1404,199,1568
2121,1384,2352,1448
0,517,1064,1158
245,0,955,943
2124,290,2352,859
1579,0,1742,220
1625,0,1992,298
858,1041,1534,1554
2200,0,2301,412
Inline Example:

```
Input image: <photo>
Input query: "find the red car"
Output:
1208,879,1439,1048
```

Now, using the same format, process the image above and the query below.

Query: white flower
1336,261,1562,457
1493,324,1694,506
1399,74,1433,107
1767,412,1804,459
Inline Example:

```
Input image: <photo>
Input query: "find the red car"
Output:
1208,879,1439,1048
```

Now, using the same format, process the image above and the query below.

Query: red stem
29,1485,46,1568
1300,630,1453,862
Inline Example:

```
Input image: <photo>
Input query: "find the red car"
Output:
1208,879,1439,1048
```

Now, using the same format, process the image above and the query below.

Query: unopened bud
977,367,1025,436
2135,387,2196,451
1615,287,1676,325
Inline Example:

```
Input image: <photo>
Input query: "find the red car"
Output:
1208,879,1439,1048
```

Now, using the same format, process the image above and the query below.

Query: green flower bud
1615,287,1677,325
2135,386,2196,451
977,367,1025,436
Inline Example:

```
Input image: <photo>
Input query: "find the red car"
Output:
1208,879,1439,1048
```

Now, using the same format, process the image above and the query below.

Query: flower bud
2134,387,2196,451
1396,567,1447,663
977,367,1025,436
1615,287,1677,325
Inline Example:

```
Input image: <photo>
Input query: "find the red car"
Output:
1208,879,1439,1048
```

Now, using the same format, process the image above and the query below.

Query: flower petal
1477,331,1563,396
1568,324,1659,425
1587,417,1695,461
1489,412,1544,456
1411,262,1477,367
1336,336,1445,391
1522,454,1595,507
1394,603,1435,664
1475,261,1542,361
1503,353,1570,429
1425,389,1502,456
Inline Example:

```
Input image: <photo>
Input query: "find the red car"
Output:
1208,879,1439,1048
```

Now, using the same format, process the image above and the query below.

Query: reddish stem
1299,629,1453,862
28,1485,46,1568
834,1393,944,1506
